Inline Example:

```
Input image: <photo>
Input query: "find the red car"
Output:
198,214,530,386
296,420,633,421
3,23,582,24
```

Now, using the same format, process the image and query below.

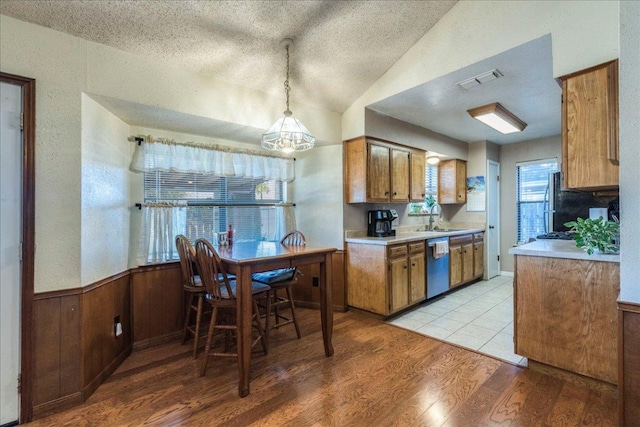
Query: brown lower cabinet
347,241,426,316
514,255,619,384
449,233,484,289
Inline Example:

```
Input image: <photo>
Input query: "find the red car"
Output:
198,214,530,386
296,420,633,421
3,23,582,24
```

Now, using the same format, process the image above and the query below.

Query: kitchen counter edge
508,239,620,263
345,228,485,246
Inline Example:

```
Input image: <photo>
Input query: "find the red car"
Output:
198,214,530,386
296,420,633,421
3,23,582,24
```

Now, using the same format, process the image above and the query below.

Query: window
516,159,558,242
425,165,438,204
144,170,285,251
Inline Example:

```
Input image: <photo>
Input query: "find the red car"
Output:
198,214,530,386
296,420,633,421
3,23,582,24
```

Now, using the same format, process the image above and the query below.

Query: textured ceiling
0,0,457,113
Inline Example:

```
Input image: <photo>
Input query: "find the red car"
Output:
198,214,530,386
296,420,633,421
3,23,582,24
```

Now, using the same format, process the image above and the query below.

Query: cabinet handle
385,191,389,195
422,193,425,197
404,265,407,269
412,263,416,267
489,225,495,229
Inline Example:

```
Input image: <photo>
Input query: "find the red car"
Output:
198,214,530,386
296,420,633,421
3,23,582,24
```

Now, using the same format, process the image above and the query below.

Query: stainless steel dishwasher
426,237,450,298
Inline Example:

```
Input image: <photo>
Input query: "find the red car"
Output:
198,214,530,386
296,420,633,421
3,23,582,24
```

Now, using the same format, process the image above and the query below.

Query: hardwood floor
26,309,617,426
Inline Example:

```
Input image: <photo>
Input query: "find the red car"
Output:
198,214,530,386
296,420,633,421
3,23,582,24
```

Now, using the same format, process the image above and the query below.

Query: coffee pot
367,209,398,237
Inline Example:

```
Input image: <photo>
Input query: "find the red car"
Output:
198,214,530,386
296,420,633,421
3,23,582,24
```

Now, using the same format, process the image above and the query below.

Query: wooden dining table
215,240,336,397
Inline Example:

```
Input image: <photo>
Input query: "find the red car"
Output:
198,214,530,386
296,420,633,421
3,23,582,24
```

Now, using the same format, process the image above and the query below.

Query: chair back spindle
195,239,235,300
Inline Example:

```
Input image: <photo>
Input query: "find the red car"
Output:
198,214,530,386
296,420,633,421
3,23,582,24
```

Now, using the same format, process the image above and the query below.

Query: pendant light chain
284,44,291,114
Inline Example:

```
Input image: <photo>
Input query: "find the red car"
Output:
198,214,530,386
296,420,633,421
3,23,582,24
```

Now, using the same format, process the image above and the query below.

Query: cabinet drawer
450,234,473,246
408,242,425,254
473,232,484,242
388,245,408,259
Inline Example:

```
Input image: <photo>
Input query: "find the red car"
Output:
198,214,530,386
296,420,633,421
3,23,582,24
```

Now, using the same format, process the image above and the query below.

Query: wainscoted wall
33,290,82,414
130,263,184,349
619,302,640,426
82,273,132,398
31,257,345,418
293,251,346,312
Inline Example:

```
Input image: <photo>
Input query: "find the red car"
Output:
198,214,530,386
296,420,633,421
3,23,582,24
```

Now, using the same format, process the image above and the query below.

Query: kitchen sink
432,228,466,232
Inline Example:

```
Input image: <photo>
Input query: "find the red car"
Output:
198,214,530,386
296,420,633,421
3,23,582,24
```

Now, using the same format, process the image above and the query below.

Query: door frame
1,71,35,423
487,160,500,278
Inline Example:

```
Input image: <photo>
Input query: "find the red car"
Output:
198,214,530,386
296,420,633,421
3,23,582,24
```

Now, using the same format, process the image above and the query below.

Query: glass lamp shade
261,113,315,153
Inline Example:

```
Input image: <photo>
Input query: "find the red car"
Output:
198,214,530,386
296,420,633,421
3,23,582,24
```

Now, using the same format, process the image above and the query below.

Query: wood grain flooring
25,309,617,426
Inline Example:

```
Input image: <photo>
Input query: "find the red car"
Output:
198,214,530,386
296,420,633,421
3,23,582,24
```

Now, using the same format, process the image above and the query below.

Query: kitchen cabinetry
449,233,483,288
473,232,484,279
346,241,425,316
344,136,425,203
514,255,619,384
559,60,619,191
410,149,426,202
438,159,467,204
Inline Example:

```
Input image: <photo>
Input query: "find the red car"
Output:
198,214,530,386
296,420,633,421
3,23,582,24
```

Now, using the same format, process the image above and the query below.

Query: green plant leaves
564,216,619,255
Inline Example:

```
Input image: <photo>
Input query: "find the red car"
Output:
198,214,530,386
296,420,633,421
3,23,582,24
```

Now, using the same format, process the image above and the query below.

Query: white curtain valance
130,137,295,182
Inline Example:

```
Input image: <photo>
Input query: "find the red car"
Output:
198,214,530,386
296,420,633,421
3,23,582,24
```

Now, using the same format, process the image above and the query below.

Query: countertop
345,228,485,246
508,239,620,263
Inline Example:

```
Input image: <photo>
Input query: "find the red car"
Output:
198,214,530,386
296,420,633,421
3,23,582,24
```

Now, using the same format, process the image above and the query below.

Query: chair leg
253,298,268,354
264,290,272,345
182,293,194,344
285,286,302,339
192,295,204,359
200,306,218,377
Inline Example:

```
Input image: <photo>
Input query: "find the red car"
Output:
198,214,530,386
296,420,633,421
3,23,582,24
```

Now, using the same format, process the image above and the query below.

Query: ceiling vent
457,69,504,90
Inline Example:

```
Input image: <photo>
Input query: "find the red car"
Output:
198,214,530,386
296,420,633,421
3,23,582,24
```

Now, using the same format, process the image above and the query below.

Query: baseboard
500,271,514,277
82,345,132,401
133,331,183,351
32,392,82,419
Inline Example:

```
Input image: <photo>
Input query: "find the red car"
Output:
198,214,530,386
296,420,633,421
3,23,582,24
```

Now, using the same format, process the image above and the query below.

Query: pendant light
261,39,315,153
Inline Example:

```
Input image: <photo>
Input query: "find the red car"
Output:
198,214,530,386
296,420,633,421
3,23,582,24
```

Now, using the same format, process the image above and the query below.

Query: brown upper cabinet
344,136,425,203
559,60,619,191
438,159,467,204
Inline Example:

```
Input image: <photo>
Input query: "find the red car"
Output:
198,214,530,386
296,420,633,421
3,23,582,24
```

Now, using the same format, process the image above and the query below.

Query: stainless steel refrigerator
544,172,615,232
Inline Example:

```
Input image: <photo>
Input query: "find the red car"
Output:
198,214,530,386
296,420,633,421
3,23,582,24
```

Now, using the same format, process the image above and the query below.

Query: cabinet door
391,148,410,202
562,61,619,190
462,243,474,283
449,245,463,288
390,257,409,312
409,252,426,304
410,150,426,202
473,241,484,279
438,159,467,204
367,143,390,201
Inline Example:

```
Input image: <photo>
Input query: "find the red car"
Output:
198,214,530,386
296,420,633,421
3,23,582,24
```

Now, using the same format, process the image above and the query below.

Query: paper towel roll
589,208,608,220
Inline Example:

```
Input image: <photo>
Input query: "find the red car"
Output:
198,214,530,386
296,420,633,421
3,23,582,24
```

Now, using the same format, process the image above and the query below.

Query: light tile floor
387,275,528,366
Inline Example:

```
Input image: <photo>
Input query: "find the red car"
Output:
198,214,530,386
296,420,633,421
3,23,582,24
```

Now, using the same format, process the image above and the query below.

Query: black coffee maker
367,210,398,237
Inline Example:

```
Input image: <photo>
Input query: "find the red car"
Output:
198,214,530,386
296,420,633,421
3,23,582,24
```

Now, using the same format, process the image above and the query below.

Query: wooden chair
176,234,208,359
194,238,270,377
252,230,304,343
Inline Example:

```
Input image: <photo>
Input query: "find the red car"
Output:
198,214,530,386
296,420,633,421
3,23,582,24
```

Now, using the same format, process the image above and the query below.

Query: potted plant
564,216,620,255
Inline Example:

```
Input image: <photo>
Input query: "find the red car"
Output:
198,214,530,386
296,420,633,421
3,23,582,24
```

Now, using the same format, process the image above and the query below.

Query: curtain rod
134,202,296,210
129,135,295,161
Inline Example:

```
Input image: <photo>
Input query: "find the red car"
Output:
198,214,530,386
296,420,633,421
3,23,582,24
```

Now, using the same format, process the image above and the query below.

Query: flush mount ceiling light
467,102,527,134
261,39,315,153
426,156,440,165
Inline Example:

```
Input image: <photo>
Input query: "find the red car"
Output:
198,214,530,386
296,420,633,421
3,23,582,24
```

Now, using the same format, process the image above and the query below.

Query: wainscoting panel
292,250,346,312
82,273,131,394
32,291,82,412
130,263,183,348
619,302,640,426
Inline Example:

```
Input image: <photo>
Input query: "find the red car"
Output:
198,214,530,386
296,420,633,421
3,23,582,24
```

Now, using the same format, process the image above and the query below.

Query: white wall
293,145,344,249
81,95,131,285
499,136,562,272
619,1,640,304
0,15,85,292
0,14,342,291
342,1,619,139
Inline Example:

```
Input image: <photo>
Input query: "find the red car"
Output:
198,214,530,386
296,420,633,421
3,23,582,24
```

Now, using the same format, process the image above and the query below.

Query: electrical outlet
114,315,122,337
312,277,319,287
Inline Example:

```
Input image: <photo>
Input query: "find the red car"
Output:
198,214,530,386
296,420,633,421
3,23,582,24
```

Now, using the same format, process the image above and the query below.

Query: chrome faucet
428,202,442,231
